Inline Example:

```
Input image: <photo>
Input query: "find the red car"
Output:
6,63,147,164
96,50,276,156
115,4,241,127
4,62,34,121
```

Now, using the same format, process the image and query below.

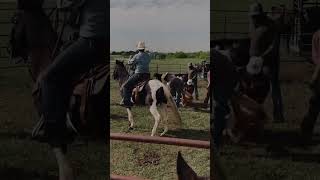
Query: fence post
224,16,227,39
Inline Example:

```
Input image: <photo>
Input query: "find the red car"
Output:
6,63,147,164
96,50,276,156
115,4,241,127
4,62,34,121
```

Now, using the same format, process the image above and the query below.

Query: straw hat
187,79,194,86
136,41,145,50
248,2,264,16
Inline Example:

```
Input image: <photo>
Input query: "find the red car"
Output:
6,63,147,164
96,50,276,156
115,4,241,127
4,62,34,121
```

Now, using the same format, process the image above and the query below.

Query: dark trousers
122,73,149,106
269,60,284,121
212,88,232,150
193,80,199,99
169,79,184,107
40,37,106,147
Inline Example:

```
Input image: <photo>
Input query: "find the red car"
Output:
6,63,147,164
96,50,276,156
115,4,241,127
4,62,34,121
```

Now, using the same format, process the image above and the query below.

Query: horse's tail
162,84,182,129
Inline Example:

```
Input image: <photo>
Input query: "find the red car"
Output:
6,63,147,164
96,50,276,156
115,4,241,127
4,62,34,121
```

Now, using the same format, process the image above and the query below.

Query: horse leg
53,147,74,180
160,103,168,136
126,108,134,130
150,103,161,136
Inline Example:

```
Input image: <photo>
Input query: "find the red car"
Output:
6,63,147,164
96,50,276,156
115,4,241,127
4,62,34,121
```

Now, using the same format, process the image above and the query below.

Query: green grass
110,58,210,179
0,62,107,180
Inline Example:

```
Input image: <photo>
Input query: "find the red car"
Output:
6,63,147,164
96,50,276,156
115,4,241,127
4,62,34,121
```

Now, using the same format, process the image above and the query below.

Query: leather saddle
132,75,151,105
32,64,109,130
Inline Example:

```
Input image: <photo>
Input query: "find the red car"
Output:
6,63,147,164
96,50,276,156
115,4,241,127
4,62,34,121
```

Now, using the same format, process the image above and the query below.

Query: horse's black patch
156,87,167,105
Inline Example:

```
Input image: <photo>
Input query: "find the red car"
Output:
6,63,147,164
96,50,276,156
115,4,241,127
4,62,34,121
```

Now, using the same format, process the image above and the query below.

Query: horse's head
9,0,45,62
113,60,128,80
177,152,209,180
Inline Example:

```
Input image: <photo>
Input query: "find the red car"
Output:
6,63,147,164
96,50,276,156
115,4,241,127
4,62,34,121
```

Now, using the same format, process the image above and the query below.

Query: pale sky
111,0,210,52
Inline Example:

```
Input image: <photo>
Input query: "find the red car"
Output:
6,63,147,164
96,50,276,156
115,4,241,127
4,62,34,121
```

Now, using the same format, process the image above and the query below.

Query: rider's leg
122,73,141,107
40,37,106,147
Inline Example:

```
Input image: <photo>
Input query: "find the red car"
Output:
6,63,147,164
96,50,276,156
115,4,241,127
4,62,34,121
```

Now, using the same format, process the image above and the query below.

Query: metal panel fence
110,133,210,179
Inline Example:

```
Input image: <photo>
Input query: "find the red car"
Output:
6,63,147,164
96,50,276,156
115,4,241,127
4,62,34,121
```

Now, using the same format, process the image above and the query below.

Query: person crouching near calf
182,79,195,107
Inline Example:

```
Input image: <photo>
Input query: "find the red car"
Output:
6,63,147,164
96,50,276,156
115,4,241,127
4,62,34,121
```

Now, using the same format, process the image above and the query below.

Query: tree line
110,51,209,60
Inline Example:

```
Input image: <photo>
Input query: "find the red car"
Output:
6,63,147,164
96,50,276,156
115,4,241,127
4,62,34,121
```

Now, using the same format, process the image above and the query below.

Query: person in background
300,29,320,143
247,2,285,122
188,63,199,100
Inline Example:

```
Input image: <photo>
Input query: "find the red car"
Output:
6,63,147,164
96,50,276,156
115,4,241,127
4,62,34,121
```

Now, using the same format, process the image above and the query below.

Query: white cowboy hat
187,79,194,86
137,41,145,50
248,2,265,16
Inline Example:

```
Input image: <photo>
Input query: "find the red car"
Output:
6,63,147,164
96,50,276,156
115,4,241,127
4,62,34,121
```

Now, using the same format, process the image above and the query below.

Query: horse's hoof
128,127,133,130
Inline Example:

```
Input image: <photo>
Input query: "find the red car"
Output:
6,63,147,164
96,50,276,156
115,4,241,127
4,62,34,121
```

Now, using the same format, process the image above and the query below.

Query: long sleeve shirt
249,19,278,67
312,30,320,65
128,51,151,73
57,0,107,39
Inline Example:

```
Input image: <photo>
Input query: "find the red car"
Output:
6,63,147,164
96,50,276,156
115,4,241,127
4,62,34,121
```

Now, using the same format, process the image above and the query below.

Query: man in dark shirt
248,2,285,122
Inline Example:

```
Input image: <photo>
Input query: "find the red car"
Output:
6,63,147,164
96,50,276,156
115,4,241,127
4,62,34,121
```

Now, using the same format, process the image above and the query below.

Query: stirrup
66,113,78,134
31,115,45,139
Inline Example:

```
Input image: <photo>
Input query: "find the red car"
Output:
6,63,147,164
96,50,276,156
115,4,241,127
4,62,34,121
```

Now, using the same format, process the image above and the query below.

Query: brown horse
9,0,108,179
177,152,210,180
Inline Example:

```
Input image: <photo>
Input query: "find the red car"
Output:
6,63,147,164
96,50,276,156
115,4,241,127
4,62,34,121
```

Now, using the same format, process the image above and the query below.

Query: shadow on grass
223,128,320,163
0,166,57,180
165,128,210,141
110,114,127,121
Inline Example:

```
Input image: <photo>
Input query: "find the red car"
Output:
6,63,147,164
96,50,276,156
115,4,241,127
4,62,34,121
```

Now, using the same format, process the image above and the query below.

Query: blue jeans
40,37,106,147
122,73,150,106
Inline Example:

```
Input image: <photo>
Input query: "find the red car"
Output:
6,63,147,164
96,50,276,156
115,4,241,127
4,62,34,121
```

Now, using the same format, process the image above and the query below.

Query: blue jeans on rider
40,37,106,147
122,73,150,107
212,88,232,151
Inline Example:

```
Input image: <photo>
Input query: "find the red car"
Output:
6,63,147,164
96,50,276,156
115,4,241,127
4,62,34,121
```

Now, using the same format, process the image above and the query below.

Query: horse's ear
177,152,198,180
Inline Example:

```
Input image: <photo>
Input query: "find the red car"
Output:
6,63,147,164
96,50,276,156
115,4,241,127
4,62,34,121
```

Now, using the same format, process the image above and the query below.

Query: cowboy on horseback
247,2,285,122
120,41,151,107
28,0,107,179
